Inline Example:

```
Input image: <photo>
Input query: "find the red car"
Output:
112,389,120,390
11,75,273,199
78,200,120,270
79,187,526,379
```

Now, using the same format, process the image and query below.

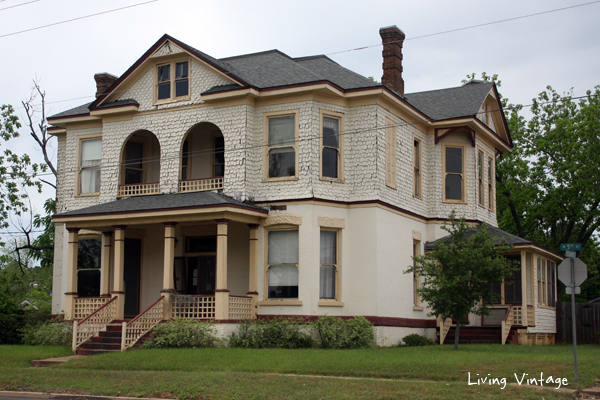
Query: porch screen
504,255,522,304
268,230,298,298
77,238,101,297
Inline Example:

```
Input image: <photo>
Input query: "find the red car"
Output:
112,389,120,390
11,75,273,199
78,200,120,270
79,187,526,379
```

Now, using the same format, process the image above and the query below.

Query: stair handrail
437,316,452,345
121,295,165,351
72,296,118,352
501,306,514,345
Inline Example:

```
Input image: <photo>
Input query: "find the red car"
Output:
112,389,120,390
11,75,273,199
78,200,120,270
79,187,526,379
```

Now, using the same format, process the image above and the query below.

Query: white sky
1,0,599,235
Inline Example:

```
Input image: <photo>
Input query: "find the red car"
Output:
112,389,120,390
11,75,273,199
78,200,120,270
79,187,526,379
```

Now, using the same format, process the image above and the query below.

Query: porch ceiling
54,191,268,228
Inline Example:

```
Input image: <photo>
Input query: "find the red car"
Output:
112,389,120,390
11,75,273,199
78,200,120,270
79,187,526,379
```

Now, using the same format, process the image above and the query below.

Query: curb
0,392,172,400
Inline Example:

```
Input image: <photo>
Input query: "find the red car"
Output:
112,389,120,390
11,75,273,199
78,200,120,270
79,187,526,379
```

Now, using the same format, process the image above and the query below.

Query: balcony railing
118,182,160,197
179,177,223,193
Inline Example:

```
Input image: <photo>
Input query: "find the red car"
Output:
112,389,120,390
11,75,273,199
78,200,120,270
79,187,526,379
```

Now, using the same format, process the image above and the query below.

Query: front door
186,256,216,295
124,238,141,318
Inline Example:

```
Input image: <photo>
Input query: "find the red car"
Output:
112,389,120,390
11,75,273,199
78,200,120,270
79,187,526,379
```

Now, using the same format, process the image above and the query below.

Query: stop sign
558,258,587,286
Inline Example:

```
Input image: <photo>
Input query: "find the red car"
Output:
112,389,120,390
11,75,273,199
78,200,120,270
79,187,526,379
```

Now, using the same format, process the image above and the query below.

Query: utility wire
327,1,600,55
0,0,39,12
0,0,159,39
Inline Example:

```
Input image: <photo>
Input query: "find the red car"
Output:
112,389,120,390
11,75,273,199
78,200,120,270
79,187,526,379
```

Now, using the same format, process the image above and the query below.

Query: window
478,151,484,206
320,230,339,300
538,258,556,307
77,238,101,297
385,118,397,189
488,156,494,210
413,240,420,306
321,115,341,180
443,144,465,202
265,112,298,179
267,230,299,298
181,139,189,180
79,138,101,194
214,136,225,177
413,139,421,197
156,60,189,102
504,256,522,303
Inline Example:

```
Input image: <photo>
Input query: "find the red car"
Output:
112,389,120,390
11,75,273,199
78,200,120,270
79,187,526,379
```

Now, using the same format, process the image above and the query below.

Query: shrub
0,291,24,344
400,333,434,347
313,316,375,349
142,319,219,348
228,317,312,349
22,321,72,346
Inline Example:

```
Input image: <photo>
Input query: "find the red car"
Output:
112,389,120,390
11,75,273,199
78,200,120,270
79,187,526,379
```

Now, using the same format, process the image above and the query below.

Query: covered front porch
53,191,267,351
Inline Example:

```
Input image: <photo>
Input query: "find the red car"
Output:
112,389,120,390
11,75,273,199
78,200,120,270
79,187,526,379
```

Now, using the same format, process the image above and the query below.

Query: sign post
558,243,586,382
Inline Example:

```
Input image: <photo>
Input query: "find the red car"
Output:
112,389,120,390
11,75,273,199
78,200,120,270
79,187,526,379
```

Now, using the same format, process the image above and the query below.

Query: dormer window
156,60,189,102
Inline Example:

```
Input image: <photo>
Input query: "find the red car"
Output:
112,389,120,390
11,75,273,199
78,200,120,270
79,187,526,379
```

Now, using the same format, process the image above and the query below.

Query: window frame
319,228,341,302
263,110,300,182
264,226,300,301
487,155,494,211
319,110,344,182
537,257,556,308
76,135,102,196
413,137,422,198
478,150,484,207
154,58,191,104
442,142,467,203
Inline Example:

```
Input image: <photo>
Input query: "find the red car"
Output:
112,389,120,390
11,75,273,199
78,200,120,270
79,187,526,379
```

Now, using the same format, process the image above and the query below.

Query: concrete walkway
29,356,82,368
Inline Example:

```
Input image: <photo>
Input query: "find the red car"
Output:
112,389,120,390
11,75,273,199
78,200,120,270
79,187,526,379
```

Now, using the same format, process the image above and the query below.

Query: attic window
156,60,189,102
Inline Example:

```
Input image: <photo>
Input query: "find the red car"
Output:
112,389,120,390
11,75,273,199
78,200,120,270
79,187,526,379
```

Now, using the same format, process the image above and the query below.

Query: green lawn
1,344,597,399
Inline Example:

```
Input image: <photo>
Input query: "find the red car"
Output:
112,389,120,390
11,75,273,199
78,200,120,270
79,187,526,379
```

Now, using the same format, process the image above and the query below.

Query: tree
406,213,515,350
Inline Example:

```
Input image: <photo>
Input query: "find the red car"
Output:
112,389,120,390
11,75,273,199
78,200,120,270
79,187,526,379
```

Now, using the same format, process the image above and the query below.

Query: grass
1,344,598,399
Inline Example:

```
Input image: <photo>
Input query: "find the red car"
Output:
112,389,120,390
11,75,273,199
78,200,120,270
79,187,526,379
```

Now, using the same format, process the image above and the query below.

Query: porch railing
179,177,223,193
74,296,110,320
437,317,452,345
229,295,252,319
72,296,118,352
121,296,165,351
118,182,160,197
172,294,215,319
511,306,523,326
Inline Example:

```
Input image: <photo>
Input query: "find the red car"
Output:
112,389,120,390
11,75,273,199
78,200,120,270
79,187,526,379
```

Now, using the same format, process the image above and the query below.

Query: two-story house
48,26,560,350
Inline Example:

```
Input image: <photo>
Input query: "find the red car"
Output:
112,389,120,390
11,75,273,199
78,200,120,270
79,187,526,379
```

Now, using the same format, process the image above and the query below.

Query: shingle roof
424,223,531,251
49,102,92,119
94,99,139,109
54,191,267,218
404,82,493,121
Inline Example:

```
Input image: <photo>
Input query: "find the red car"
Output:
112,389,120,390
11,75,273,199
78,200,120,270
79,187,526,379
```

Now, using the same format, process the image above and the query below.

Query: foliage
405,212,515,349
0,289,24,344
22,320,71,346
142,319,219,348
228,317,313,349
312,316,375,349
400,334,435,347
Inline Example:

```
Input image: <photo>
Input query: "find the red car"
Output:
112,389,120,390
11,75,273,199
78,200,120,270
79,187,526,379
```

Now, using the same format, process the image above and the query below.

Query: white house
48,26,559,352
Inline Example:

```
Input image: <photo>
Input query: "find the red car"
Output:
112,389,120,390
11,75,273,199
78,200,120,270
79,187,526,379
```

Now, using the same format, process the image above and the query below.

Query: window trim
263,225,300,302
487,155,494,211
153,58,191,105
413,137,422,198
319,110,344,182
478,150,485,207
537,257,556,308
442,142,467,203
76,134,102,197
263,109,300,182
319,228,341,303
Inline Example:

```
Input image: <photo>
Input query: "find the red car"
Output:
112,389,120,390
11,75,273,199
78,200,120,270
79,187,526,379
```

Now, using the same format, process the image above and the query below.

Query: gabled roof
54,191,267,219
404,82,494,121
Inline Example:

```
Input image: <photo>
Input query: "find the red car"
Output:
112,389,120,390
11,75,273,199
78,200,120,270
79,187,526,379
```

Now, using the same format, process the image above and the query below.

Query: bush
22,320,72,346
0,291,24,344
142,319,219,348
313,316,375,349
228,317,313,349
400,333,434,347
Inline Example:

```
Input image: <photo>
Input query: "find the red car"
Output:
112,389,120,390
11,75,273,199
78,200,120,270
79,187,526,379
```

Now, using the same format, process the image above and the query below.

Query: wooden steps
439,326,518,345
76,324,122,355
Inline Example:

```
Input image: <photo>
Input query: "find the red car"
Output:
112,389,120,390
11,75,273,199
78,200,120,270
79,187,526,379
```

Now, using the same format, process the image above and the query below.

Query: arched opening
179,122,224,192
118,130,161,197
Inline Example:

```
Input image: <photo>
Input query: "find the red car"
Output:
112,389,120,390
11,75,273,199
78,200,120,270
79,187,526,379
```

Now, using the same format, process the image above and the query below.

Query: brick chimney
379,25,405,96
94,73,118,98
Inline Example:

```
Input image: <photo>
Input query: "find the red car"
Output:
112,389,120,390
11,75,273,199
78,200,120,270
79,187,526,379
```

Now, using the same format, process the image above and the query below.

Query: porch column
162,222,177,320
112,225,127,320
247,224,259,318
65,228,79,320
214,219,229,320
520,250,528,326
100,231,112,297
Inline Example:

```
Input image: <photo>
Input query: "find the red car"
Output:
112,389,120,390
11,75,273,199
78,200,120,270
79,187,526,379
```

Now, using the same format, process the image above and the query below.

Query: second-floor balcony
178,122,224,193
118,130,161,197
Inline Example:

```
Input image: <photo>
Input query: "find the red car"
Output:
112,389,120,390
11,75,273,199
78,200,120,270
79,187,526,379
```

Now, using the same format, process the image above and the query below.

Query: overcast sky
1,0,599,235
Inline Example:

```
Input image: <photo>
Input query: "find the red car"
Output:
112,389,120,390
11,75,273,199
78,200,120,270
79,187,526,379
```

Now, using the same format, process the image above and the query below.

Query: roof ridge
406,81,493,96
220,49,291,61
